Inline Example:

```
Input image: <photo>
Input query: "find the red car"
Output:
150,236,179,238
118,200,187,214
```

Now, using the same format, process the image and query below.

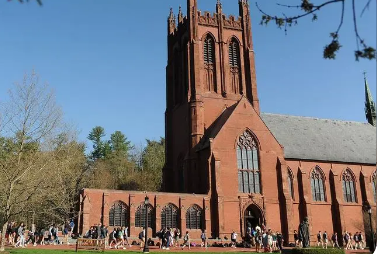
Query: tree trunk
0,223,7,252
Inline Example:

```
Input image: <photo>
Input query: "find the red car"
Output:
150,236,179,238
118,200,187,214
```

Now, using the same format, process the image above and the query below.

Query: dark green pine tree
88,126,108,160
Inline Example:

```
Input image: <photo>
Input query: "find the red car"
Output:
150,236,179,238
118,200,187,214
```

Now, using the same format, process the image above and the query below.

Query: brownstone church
78,0,377,245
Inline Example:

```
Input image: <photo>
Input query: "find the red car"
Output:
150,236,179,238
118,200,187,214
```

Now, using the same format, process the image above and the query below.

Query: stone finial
178,6,183,24
169,7,175,20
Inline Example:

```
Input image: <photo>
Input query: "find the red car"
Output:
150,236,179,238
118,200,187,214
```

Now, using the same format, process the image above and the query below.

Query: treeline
0,72,164,248
86,126,164,192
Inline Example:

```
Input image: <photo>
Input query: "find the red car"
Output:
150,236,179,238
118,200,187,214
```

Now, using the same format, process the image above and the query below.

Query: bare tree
37,131,88,226
0,71,62,251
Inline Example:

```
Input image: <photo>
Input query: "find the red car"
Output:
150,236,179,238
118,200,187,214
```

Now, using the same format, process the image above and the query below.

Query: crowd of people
2,220,369,252
241,225,284,253
82,225,193,250
3,220,75,248
293,230,366,250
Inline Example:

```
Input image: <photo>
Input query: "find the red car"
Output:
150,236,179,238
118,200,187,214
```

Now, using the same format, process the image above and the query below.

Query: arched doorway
244,204,264,232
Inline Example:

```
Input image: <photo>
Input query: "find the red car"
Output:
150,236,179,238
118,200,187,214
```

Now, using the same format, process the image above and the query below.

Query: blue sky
0,0,377,152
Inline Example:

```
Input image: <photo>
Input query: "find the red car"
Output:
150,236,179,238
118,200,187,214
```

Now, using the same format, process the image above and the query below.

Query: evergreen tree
87,126,108,160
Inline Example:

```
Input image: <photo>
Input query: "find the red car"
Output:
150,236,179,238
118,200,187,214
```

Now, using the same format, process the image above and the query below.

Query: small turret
178,6,183,25
168,8,176,35
216,0,222,13
364,72,377,126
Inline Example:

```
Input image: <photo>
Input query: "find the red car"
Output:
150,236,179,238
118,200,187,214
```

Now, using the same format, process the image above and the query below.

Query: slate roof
260,113,377,164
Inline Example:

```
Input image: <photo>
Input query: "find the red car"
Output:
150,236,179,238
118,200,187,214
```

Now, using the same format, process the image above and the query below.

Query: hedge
282,248,346,254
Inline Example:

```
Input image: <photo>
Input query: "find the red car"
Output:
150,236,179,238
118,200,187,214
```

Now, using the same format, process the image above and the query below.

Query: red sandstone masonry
79,0,376,246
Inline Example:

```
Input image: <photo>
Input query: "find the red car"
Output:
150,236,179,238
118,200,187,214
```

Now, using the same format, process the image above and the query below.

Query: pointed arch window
135,203,154,228
310,166,326,202
186,205,203,229
342,169,357,203
372,171,377,203
203,35,216,92
228,38,241,94
237,130,260,194
109,201,128,227
161,204,178,229
287,168,295,200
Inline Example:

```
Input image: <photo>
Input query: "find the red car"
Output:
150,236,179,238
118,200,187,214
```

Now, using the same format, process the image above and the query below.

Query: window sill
311,201,330,205
341,202,361,207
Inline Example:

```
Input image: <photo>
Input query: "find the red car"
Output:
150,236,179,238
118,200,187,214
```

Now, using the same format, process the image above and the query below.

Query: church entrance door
244,204,263,232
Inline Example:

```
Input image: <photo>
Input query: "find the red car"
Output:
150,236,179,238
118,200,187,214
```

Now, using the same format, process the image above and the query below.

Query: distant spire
364,71,377,126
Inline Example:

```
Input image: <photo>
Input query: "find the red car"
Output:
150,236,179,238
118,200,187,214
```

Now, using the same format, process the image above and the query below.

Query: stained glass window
186,205,203,229
109,201,128,227
135,204,154,228
310,166,326,202
237,130,260,194
161,204,178,229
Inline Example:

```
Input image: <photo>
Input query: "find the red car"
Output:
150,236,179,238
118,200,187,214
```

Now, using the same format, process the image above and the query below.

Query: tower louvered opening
203,35,217,92
229,39,239,67
204,37,214,64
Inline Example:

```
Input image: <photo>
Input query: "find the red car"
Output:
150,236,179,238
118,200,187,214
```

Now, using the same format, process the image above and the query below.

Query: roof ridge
261,112,371,125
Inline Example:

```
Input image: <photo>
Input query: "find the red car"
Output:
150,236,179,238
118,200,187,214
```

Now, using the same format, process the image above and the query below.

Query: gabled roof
260,113,377,164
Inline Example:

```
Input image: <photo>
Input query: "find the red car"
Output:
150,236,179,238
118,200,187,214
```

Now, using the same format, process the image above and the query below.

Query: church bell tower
163,0,260,193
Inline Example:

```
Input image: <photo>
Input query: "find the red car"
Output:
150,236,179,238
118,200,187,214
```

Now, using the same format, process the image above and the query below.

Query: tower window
237,130,261,194
229,39,240,67
204,37,214,64
228,38,241,94
203,35,216,92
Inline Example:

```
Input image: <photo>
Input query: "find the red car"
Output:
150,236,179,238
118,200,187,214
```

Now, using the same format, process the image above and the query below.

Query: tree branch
360,0,372,17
